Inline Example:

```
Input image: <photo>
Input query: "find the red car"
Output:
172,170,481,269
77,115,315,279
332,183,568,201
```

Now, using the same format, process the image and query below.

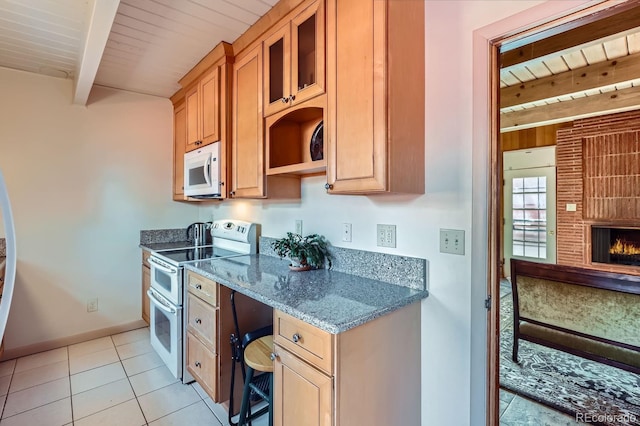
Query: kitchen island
184,253,427,333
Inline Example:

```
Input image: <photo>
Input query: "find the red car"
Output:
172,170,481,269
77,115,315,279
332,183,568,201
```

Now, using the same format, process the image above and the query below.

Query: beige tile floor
0,327,268,426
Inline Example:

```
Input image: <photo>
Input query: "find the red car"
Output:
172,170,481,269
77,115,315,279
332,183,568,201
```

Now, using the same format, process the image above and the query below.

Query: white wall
0,68,198,352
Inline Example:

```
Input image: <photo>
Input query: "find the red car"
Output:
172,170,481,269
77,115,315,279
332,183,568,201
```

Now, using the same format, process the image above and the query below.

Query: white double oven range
147,219,257,382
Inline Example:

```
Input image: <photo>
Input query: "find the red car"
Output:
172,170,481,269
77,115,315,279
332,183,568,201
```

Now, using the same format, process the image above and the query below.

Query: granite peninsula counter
183,254,428,334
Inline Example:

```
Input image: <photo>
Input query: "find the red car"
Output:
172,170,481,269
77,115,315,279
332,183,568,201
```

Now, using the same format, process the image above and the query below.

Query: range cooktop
154,245,242,265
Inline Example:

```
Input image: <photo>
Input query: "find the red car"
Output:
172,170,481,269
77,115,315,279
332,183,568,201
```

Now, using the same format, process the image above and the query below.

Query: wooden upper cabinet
232,45,265,198
173,101,187,200
186,67,220,152
264,0,325,117
326,0,425,194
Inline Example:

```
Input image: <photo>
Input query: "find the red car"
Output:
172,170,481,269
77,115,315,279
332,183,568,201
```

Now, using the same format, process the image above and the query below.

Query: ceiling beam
73,0,120,105
500,85,640,132
501,50,640,108
501,3,640,69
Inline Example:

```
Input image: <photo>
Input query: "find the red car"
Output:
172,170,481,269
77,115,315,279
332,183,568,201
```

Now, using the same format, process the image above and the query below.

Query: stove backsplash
140,228,189,245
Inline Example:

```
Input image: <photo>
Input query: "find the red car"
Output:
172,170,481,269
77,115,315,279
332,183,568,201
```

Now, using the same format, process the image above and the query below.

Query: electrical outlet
342,223,352,242
295,220,303,235
87,298,98,313
376,224,396,248
439,229,465,255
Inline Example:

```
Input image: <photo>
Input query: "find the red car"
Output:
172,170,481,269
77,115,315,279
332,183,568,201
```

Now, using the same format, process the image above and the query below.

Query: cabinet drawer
187,332,218,400
274,310,333,374
187,293,217,349
186,270,217,306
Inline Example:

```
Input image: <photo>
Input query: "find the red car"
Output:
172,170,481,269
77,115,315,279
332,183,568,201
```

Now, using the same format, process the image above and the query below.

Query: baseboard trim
0,319,149,361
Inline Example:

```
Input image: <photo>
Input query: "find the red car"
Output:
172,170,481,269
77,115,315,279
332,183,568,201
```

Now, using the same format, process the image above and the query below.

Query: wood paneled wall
500,123,569,153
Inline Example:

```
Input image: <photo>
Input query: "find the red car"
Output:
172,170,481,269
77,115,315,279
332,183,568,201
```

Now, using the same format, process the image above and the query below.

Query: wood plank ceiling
500,3,640,132
0,0,278,101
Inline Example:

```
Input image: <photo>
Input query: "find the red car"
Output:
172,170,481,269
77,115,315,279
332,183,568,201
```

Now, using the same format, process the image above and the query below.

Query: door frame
471,1,635,424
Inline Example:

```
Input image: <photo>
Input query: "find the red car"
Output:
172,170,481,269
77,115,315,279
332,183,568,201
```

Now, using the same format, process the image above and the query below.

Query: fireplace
592,226,640,267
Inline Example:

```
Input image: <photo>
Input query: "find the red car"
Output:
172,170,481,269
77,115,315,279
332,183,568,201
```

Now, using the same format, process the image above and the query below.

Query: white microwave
184,142,221,198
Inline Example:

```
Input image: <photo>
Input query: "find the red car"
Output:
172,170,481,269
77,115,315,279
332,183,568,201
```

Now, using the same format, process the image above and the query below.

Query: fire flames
609,238,640,255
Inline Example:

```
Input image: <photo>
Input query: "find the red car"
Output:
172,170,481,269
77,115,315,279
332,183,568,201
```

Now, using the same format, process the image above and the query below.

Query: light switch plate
377,224,396,248
440,229,465,255
342,223,352,242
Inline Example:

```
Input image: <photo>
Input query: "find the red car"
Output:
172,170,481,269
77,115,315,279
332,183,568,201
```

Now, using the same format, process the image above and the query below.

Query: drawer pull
195,318,202,324
195,361,202,368
195,284,202,290
292,333,301,343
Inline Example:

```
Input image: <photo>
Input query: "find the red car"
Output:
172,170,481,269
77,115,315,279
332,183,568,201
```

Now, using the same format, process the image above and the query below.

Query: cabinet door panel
201,68,220,144
173,103,186,198
185,85,200,151
327,0,387,192
291,0,325,107
274,346,332,426
232,46,265,198
263,24,291,117
142,265,150,324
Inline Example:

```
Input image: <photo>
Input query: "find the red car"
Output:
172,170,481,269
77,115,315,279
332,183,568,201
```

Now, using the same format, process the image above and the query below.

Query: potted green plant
272,232,332,271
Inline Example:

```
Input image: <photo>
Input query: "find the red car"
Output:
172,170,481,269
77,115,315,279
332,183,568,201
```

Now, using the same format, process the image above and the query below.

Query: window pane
513,243,524,256
513,194,524,208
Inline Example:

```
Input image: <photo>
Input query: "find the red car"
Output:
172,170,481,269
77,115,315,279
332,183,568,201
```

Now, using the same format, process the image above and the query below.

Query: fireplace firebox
592,226,640,267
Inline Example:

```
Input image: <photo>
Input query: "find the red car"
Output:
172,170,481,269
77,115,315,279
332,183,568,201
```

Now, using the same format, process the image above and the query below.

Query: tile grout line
0,360,16,421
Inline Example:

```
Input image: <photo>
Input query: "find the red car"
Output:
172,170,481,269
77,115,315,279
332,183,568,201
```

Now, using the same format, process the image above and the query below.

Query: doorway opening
485,1,640,424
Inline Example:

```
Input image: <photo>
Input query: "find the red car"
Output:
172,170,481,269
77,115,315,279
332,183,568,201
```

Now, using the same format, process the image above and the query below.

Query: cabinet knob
195,318,202,324
270,352,278,361
289,94,296,102
281,96,289,104
324,183,333,190
292,333,301,343
195,361,201,368
230,191,235,196
195,284,202,290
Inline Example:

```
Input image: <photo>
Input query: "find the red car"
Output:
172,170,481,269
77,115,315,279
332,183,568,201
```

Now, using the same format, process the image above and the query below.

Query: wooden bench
511,259,640,374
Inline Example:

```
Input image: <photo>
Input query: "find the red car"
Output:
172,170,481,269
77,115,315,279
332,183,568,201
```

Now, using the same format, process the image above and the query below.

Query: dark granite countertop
139,241,195,252
184,254,428,334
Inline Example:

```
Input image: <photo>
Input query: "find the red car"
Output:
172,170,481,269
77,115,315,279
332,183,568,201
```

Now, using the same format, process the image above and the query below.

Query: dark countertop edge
139,241,194,252
183,261,429,334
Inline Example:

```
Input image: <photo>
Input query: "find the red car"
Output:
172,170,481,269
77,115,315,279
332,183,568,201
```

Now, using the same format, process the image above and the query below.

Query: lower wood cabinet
141,250,151,324
273,303,421,425
273,346,333,426
185,270,272,404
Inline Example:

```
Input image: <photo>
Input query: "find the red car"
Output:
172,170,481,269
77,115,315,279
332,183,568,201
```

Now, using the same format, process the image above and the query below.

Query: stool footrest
249,372,271,401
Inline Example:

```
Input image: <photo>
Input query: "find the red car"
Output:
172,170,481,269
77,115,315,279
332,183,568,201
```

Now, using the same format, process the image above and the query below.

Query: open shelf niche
265,95,326,175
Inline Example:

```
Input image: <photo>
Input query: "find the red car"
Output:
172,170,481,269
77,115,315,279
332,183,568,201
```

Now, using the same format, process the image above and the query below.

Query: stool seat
244,335,274,373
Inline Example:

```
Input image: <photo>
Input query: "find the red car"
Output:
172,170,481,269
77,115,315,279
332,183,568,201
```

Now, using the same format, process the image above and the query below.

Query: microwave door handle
147,289,177,315
204,155,212,187
148,257,178,275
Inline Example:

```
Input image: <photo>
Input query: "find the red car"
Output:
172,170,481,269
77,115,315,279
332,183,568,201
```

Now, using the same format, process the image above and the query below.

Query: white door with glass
503,147,556,278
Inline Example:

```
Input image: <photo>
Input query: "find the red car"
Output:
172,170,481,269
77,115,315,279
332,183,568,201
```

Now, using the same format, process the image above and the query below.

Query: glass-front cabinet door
263,0,325,117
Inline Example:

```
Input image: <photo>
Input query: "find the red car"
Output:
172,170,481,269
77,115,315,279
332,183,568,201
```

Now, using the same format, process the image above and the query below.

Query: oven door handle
147,289,177,315
148,257,178,275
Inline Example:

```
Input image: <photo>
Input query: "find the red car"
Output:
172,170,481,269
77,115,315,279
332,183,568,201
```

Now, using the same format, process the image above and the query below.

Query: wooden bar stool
238,335,274,426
